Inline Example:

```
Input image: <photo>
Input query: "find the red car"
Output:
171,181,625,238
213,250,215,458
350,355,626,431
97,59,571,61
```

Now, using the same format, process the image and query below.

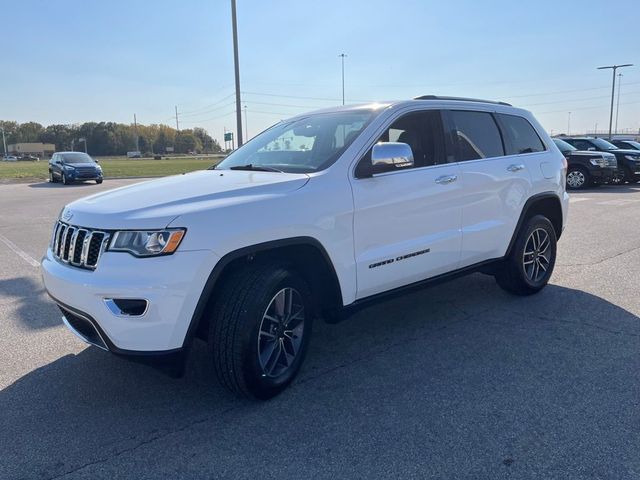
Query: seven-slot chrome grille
51,221,110,270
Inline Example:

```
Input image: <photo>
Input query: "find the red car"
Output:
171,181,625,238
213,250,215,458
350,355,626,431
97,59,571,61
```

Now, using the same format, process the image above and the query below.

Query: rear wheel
208,261,314,399
566,166,590,190
495,215,557,296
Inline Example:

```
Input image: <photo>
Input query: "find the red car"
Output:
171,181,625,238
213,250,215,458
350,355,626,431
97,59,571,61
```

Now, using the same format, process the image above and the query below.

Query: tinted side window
355,110,446,177
498,114,546,155
449,110,504,161
572,140,593,151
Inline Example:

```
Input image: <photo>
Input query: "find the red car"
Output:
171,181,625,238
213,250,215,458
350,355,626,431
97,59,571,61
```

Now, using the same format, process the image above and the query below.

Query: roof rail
413,95,512,106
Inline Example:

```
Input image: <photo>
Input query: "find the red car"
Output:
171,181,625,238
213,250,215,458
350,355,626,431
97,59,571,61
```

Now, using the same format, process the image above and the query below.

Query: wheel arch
182,237,343,348
506,193,563,256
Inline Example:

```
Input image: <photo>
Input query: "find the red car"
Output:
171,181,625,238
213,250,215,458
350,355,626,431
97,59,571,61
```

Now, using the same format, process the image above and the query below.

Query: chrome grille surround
51,221,110,270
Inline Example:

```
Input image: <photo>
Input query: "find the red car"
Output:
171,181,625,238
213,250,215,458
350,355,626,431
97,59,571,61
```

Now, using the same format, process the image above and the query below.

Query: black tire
208,261,314,399
495,215,557,296
49,171,56,183
96,178,103,184
62,173,69,185
566,166,590,190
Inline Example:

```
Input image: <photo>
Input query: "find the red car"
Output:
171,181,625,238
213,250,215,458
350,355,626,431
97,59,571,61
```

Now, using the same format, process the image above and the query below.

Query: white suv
42,96,569,399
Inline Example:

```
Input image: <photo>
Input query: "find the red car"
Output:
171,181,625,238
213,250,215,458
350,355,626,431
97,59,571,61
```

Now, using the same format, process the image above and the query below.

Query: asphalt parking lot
1,179,639,479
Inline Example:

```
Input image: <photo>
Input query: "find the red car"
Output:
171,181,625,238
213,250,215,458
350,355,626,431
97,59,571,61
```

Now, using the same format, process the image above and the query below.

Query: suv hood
62,170,310,230
610,149,640,157
64,162,99,168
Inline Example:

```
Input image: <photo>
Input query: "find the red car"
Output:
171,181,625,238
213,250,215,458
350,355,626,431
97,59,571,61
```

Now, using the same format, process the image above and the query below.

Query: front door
350,110,463,300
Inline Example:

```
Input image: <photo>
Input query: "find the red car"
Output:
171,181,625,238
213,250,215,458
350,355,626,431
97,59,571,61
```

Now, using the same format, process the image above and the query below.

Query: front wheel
96,178,103,184
62,173,69,185
495,215,557,296
208,261,314,399
49,171,56,183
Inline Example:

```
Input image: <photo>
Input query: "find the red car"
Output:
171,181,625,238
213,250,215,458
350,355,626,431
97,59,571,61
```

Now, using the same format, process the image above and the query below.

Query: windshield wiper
228,164,284,173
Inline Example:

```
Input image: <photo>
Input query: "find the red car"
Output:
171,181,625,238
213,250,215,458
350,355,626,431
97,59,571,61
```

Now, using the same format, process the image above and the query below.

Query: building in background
8,142,55,158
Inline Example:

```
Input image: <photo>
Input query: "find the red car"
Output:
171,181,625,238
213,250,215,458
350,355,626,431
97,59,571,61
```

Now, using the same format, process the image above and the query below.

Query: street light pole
597,64,633,140
231,0,243,147
338,53,347,105
243,105,248,140
615,73,623,135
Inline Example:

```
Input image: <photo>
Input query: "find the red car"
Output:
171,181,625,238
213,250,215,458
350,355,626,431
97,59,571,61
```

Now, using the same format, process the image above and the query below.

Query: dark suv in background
560,137,640,184
553,138,617,189
611,139,640,151
49,152,103,185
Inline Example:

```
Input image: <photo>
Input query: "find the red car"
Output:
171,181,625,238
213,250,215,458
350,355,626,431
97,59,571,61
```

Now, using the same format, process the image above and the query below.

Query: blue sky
2,0,639,142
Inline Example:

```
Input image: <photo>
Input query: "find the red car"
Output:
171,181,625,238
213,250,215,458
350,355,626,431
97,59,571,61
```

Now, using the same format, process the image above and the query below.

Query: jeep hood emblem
62,210,73,221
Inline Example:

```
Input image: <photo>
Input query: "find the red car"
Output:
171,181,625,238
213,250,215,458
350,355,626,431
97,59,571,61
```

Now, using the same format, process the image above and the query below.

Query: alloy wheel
257,287,305,378
566,170,585,188
523,228,551,283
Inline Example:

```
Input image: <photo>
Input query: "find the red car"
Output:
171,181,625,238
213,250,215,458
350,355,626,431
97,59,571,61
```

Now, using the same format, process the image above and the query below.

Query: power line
178,101,237,118
179,93,236,116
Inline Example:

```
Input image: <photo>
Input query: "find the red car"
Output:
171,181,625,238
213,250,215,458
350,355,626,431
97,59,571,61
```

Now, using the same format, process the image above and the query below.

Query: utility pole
231,0,243,147
174,106,180,132
338,53,347,105
134,113,140,152
567,112,571,135
597,64,633,140
615,73,623,135
244,105,248,140
1,127,6,156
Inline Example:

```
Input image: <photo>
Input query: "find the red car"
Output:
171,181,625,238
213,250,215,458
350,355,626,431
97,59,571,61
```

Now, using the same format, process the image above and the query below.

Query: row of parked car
553,137,640,190
2,154,39,161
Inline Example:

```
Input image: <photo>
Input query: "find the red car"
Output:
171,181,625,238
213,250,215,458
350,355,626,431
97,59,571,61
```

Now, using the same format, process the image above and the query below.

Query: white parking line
596,199,640,206
0,233,40,267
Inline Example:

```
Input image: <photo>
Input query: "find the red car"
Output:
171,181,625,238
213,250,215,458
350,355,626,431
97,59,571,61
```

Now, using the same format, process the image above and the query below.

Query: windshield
553,138,576,152
61,152,96,164
621,140,640,150
216,110,376,173
590,138,618,150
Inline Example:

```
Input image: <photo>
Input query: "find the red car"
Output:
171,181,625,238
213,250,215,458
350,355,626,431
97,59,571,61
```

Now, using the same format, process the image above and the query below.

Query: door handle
507,164,525,172
435,174,458,185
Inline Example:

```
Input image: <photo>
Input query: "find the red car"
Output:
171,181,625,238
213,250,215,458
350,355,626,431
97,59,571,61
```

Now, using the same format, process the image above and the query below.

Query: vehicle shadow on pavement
28,182,98,189
575,184,640,194
0,276,61,330
2,274,639,479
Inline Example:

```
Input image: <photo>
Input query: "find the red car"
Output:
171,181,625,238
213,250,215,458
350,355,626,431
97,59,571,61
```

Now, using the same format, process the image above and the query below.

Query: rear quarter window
497,114,546,155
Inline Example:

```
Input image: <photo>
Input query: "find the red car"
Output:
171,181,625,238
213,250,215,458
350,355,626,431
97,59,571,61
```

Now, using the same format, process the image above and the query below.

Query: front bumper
590,167,617,184
41,247,220,352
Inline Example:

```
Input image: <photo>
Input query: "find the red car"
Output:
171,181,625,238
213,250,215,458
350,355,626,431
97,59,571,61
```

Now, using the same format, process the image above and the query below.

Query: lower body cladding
41,247,220,370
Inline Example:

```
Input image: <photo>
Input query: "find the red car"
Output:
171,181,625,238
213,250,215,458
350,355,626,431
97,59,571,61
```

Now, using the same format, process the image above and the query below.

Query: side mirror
371,142,414,169
94,159,99,164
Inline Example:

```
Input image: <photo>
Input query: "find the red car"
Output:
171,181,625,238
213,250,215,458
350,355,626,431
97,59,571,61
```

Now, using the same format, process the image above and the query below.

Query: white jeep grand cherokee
42,96,569,399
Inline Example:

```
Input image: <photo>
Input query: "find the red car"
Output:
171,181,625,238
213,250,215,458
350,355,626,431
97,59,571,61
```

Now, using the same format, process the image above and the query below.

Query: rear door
350,109,463,299
446,109,535,266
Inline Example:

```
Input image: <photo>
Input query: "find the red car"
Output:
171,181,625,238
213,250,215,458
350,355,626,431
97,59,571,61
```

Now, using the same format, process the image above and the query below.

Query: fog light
104,298,148,316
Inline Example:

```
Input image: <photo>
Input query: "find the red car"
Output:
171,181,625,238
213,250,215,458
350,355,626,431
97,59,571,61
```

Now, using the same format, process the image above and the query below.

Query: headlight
64,165,75,171
96,165,102,171
589,158,606,167
625,155,640,162
108,229,186,257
